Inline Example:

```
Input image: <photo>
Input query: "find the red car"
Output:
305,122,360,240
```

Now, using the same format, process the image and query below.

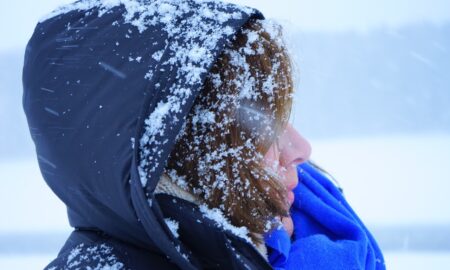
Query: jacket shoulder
44,230,179,270
45,242,127,270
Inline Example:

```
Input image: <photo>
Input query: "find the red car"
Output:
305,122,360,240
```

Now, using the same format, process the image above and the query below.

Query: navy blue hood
22,0,264,268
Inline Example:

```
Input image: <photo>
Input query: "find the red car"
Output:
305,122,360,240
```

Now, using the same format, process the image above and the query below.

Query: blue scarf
264,161,386,270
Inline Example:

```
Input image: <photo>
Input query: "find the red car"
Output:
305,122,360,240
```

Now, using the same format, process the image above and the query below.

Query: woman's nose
279,123,312,167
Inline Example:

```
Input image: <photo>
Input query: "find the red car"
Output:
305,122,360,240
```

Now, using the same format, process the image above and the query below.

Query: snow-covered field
310,133,450,225
1,134,449,269
0,255,55,270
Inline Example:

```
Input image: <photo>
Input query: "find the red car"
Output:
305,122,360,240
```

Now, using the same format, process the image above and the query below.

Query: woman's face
263,123,312,234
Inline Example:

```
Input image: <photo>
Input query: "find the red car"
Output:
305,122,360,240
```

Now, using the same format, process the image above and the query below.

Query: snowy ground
309,133,450,226
1,134,449,269
0,255,54,270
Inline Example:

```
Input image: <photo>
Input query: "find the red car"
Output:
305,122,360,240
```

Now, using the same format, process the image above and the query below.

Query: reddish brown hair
165,18,294,242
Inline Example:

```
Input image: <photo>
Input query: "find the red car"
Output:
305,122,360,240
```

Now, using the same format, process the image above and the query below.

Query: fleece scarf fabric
265,161,386,270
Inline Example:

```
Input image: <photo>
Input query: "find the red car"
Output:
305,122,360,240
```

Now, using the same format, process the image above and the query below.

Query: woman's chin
288,191,295,206
282,216,294,237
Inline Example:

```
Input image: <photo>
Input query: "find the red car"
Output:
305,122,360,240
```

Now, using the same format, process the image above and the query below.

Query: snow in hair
165,17,293,240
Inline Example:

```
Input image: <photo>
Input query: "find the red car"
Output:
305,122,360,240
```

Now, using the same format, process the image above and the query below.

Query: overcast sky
1,0,450,51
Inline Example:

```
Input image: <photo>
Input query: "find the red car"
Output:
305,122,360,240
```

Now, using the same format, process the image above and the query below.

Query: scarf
265,161,386,270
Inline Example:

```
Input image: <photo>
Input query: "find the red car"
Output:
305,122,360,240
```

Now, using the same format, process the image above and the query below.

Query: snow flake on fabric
199,204,252,244
63,243,125,270
164,218,180,238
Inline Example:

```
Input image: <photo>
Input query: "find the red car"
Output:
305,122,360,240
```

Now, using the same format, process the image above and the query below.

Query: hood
22,0,263,268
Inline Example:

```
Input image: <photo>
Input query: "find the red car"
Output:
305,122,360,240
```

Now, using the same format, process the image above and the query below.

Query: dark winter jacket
22,0,272,269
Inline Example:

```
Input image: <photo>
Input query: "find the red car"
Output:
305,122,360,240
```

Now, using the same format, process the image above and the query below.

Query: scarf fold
265,161,386,270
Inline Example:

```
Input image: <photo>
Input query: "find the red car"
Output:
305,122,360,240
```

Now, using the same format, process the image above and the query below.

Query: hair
165,18,294,243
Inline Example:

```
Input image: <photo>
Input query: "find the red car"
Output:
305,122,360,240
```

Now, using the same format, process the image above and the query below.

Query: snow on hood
22,0,265,268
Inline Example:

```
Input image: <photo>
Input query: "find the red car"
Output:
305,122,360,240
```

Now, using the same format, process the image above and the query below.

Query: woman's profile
22,0,385,269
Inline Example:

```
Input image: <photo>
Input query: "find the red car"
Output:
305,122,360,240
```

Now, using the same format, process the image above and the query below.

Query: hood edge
129,10,265,270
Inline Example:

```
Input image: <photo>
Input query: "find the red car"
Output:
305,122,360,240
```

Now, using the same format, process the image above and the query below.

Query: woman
22,0,384,269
